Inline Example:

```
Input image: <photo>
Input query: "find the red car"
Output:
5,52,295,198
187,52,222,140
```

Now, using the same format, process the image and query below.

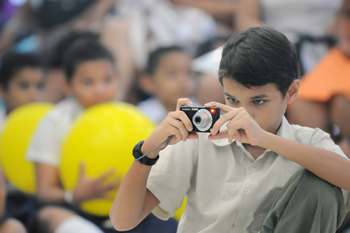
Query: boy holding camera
110,26,350,233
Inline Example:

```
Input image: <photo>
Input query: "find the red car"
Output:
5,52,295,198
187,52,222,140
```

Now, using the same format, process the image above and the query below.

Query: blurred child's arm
110,98,197,231
207,102,350,192
0,1,36,52
35,163,120,204
171,0,236,24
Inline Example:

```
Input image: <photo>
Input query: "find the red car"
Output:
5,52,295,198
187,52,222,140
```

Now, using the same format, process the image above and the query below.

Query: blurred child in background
290,0,350,151
138,46,200,125
41,30,100,104
26,39,177,233
0,51,44,130
0,51,44,233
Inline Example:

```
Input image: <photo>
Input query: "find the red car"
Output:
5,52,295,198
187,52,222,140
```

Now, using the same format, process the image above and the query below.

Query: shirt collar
211,115,294,147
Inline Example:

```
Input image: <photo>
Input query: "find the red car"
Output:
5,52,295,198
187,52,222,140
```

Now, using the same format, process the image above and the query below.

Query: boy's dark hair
45,30,99,69
0,51,42,90
62,40,115,82
145,45,185,76
219,26,299,96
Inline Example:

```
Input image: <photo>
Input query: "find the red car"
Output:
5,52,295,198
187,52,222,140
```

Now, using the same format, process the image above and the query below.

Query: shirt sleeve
307,128,350,210
26,115,63,167
146,138,198,220
308,128,347,158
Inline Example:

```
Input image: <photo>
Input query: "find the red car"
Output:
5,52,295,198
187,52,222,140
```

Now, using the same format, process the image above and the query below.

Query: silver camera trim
192,109,213,132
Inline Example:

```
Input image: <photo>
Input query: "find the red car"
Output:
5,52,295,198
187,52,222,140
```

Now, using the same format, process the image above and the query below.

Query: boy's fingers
208,130,229,140
79,162,86,178
106,175,122,187
187,133,199,140
168,126,183,143
96,168,115,182
104,177,121,191
228,117,247,141
176,98,194,111
169,121,189,141
178,114,193,132
101,193,117,201
170,111,193,131
211,110,240,135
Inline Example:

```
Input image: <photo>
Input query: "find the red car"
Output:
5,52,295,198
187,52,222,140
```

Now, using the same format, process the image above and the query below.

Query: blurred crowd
0,0,350,232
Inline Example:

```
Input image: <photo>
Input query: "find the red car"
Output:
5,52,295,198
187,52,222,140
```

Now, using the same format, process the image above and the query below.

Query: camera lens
192,109,212,131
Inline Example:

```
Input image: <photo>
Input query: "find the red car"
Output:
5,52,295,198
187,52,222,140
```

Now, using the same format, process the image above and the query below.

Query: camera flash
210,108,215,114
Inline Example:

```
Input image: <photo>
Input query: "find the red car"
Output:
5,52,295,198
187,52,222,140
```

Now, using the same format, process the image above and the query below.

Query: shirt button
244,189,250,194
249,167,255,173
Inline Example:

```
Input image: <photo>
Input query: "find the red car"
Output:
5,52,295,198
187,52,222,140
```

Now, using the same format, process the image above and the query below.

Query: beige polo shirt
26,97,84,167
147,116,348,233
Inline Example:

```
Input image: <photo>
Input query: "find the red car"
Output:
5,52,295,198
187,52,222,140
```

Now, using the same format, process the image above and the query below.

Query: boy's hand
73,163,122,203
142,98,199,157
205,102,267,146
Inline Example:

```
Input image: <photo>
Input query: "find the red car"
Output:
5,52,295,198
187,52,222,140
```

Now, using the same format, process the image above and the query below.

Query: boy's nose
95,83,106,93
29,87,41,101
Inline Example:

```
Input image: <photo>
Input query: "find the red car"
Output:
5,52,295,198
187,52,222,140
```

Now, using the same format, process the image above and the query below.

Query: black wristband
132,141,159,166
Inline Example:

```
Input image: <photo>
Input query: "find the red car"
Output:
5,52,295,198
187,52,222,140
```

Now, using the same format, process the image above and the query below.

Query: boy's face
151,52,194,108
222,78,297,134
68,59,118,109
337,0,350,57
0,68,44,113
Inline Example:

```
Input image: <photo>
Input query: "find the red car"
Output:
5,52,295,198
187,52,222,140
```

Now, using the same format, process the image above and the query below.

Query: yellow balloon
0,103,54,194
174,197,187,221
60,103,156,216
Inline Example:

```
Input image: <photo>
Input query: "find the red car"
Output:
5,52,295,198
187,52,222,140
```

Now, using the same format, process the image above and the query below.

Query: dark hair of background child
145,45,185,76
62,40,115,82
0,51,42,90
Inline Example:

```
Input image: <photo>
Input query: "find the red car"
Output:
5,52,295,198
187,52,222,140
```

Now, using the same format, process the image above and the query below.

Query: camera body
180,106,220,133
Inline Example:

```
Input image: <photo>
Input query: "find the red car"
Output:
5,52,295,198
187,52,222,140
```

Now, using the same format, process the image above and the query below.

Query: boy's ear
0,87,7,101
139,75,156,94
286,79,300,104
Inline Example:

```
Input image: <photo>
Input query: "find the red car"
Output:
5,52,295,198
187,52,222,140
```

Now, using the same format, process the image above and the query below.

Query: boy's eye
166,70,177,77
105,77,113,83
82,79,92,85
227,97,239,104
253,99,266,105
18,82,29,90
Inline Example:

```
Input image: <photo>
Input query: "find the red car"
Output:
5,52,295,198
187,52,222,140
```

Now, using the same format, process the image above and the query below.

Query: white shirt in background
26,97,84,167
259,0,342,43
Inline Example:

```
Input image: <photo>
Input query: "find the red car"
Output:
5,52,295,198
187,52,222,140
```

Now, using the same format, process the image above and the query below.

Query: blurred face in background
337,0,350,57
0,67,44,114
146,52,195,111
67,59,118,109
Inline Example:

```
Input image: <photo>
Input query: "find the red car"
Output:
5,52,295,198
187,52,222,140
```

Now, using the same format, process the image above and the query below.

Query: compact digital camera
180,106,220,133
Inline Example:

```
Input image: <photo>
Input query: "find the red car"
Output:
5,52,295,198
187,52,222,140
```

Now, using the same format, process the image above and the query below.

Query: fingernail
189,101,193,105
211,128,216,135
